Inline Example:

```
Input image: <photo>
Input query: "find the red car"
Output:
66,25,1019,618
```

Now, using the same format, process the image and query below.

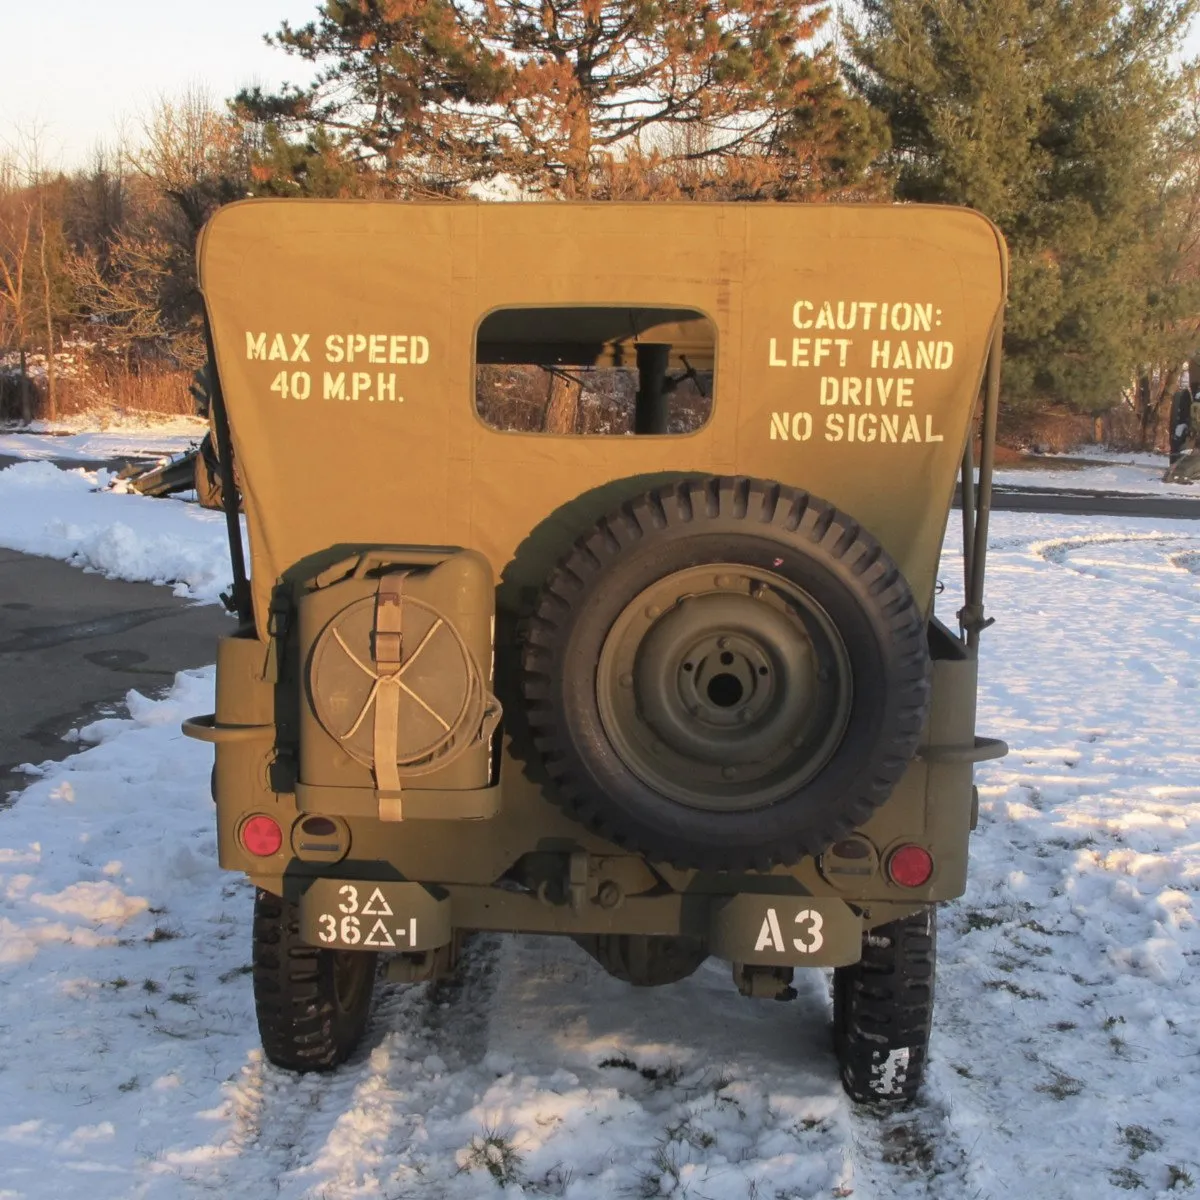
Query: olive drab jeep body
184,200,1008,1105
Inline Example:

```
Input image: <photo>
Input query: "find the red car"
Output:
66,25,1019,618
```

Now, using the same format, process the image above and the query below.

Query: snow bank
0,461,233,602
0,669,252,1198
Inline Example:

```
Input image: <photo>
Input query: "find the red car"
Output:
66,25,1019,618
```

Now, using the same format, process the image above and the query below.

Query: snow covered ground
1,474,1200,1197
993,447,1197,495
0,461,234,603
0,416,208,464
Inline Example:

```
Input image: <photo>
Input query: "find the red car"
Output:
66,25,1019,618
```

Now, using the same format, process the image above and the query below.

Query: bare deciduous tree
0,159,37,420
65,230,177,355
0,136,67,421
136,85,254,234
63,90,256,369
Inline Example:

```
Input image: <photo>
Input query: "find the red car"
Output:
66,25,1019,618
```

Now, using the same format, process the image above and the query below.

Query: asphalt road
957,483,1200,520
0,549,231,802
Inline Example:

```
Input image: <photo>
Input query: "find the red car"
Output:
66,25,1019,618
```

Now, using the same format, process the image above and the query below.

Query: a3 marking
755,907,825,954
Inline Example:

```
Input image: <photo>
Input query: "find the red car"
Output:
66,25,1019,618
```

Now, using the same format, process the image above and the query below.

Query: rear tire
832,907,935,1106
252,888,377,1072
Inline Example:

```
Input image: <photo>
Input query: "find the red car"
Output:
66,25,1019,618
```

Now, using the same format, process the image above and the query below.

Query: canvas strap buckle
372,574,408,817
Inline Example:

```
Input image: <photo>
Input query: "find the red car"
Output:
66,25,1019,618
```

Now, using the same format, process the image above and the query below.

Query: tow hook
733,963,797,1001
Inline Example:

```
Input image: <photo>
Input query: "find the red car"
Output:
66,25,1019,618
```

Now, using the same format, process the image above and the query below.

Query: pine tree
846,0,1198,413
236,0,885,200
1131,76,1200,442
249,126,384,198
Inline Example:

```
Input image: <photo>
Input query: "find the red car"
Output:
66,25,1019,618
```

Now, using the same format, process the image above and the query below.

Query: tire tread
833,908,936,1106
252,888,377,1073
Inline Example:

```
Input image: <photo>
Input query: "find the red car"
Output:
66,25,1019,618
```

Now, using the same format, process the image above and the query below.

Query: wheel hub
677,629,776,728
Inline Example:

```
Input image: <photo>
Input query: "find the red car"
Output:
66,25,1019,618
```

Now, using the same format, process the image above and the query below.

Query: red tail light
241,815,283,857
887,844,933,888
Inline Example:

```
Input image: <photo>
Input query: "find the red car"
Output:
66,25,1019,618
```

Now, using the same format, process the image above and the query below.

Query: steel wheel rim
596,564,853,812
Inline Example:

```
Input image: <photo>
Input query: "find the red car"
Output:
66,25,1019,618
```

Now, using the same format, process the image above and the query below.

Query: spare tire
520,476,930,871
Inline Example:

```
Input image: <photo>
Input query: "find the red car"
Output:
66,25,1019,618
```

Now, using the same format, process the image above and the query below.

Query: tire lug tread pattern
832,907,936,1107
252,887,378,1073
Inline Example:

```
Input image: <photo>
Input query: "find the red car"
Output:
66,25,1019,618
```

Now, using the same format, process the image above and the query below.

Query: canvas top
198,200,1007,637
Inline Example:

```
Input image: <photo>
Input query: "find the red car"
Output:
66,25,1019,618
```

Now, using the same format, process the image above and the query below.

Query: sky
0,0,320,169
2,0,1200,171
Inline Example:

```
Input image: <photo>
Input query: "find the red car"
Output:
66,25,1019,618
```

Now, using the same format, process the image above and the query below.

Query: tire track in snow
1168,549,1200,575
157,931,980,1199
904,513,1200,1197
848,1100,976,1200
155,935,502,1198
1033,532,1200,604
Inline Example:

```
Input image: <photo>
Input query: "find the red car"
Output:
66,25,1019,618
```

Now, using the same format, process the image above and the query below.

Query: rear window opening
475,306,715,435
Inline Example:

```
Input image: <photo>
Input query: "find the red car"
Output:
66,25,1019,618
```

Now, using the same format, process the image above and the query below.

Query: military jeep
184,200,1008,1106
